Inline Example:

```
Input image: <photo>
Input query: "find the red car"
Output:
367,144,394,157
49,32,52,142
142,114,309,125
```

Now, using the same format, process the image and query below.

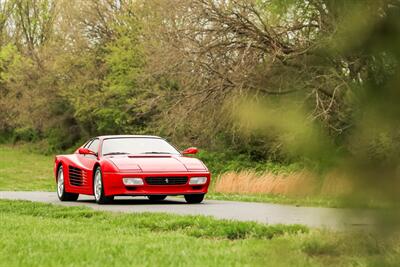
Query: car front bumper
102,172,210,196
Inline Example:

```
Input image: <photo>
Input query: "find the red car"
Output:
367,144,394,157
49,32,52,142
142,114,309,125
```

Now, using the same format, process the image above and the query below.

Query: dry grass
213,170,353,197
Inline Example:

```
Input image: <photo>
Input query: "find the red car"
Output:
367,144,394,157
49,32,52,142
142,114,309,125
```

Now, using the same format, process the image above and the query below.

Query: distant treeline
0,0,399,165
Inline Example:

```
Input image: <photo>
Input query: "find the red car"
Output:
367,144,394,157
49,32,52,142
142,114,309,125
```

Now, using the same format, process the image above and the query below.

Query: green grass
0,144,54,191
0,200,397,267
206,193,396,209
206,193,344,208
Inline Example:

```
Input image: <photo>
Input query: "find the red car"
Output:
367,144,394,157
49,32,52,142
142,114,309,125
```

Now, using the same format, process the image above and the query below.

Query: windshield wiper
103,152,130,156
141,152,172,154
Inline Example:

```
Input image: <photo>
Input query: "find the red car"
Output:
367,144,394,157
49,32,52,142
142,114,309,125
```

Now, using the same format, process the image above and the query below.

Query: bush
196,150,304,175
12,127,40,143
0,131,12,144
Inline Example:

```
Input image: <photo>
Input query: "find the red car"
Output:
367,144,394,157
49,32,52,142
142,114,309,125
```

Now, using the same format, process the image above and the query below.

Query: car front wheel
57,166,79,201
93,167,114,204
184,194,205,204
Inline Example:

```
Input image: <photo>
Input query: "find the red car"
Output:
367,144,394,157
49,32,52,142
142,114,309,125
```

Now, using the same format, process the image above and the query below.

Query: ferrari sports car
54,135,210,204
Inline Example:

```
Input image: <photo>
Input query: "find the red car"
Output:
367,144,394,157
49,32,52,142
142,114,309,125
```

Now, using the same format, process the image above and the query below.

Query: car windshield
101,138,180,156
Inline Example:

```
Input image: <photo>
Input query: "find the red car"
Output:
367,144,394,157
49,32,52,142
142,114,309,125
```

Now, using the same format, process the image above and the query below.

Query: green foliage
90,30,146,133
197,150,303,175
0,44,21,78
0,131,12,144
0,44,21,131
12,127,40,142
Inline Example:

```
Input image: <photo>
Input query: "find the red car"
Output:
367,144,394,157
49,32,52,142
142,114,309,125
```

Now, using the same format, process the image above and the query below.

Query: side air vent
68,166,86,186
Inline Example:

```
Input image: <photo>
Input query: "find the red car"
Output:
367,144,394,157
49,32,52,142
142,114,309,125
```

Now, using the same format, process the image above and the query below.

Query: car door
76,138,100,194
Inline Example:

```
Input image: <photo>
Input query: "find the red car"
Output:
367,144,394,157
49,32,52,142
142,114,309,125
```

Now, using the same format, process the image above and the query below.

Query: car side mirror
182,147,198,155
78,148,97,156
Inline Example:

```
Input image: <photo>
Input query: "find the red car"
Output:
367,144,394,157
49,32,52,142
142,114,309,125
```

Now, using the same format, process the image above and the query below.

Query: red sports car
54,135,210,204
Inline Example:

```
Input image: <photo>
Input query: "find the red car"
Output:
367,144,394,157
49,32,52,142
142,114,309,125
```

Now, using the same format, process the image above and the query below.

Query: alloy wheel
57,167,64,198
94,170,102,201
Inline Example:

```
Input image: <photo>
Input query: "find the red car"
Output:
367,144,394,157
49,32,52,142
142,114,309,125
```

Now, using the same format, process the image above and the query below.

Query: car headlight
123,178,144,186
189,177,207,185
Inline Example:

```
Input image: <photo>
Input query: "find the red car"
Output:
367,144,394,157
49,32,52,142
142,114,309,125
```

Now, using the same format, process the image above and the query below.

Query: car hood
108,155,208,172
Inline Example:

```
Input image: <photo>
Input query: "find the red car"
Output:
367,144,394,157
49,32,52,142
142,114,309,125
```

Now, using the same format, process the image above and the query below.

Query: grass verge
0,200,398,267
206,193,343,208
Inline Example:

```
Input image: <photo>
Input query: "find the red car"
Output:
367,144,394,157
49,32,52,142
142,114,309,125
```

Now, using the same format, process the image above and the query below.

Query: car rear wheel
147,195,167,201
184,194,205,204
93,167,114,204
57,166,79,201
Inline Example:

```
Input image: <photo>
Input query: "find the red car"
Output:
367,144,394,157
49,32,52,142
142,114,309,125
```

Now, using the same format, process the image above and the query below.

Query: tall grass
213,170,353,197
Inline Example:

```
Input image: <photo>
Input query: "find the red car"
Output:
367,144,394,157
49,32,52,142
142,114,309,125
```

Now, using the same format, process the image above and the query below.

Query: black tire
147,195,167,201
93,167,114,204
184,194,205,204
57,166,79,201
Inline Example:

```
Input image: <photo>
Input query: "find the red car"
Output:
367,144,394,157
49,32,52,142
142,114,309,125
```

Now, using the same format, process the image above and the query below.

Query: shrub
12,127,40,143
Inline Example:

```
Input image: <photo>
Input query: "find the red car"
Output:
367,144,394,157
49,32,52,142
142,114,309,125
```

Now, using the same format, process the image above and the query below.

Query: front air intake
145,177,188,185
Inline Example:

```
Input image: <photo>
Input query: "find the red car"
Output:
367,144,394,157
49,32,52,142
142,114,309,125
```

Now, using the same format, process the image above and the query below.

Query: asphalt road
0,191,376,230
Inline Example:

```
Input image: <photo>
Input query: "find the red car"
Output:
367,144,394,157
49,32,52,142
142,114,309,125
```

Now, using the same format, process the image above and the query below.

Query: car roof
96,135,162,140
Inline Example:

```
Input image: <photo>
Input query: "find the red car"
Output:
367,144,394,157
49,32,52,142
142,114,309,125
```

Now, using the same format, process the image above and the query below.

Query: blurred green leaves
234,97,339,171
231,0,400,213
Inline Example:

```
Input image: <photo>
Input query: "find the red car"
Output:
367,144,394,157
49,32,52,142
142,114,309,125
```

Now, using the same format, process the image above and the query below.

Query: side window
84,139,93,148
87,139,100,154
